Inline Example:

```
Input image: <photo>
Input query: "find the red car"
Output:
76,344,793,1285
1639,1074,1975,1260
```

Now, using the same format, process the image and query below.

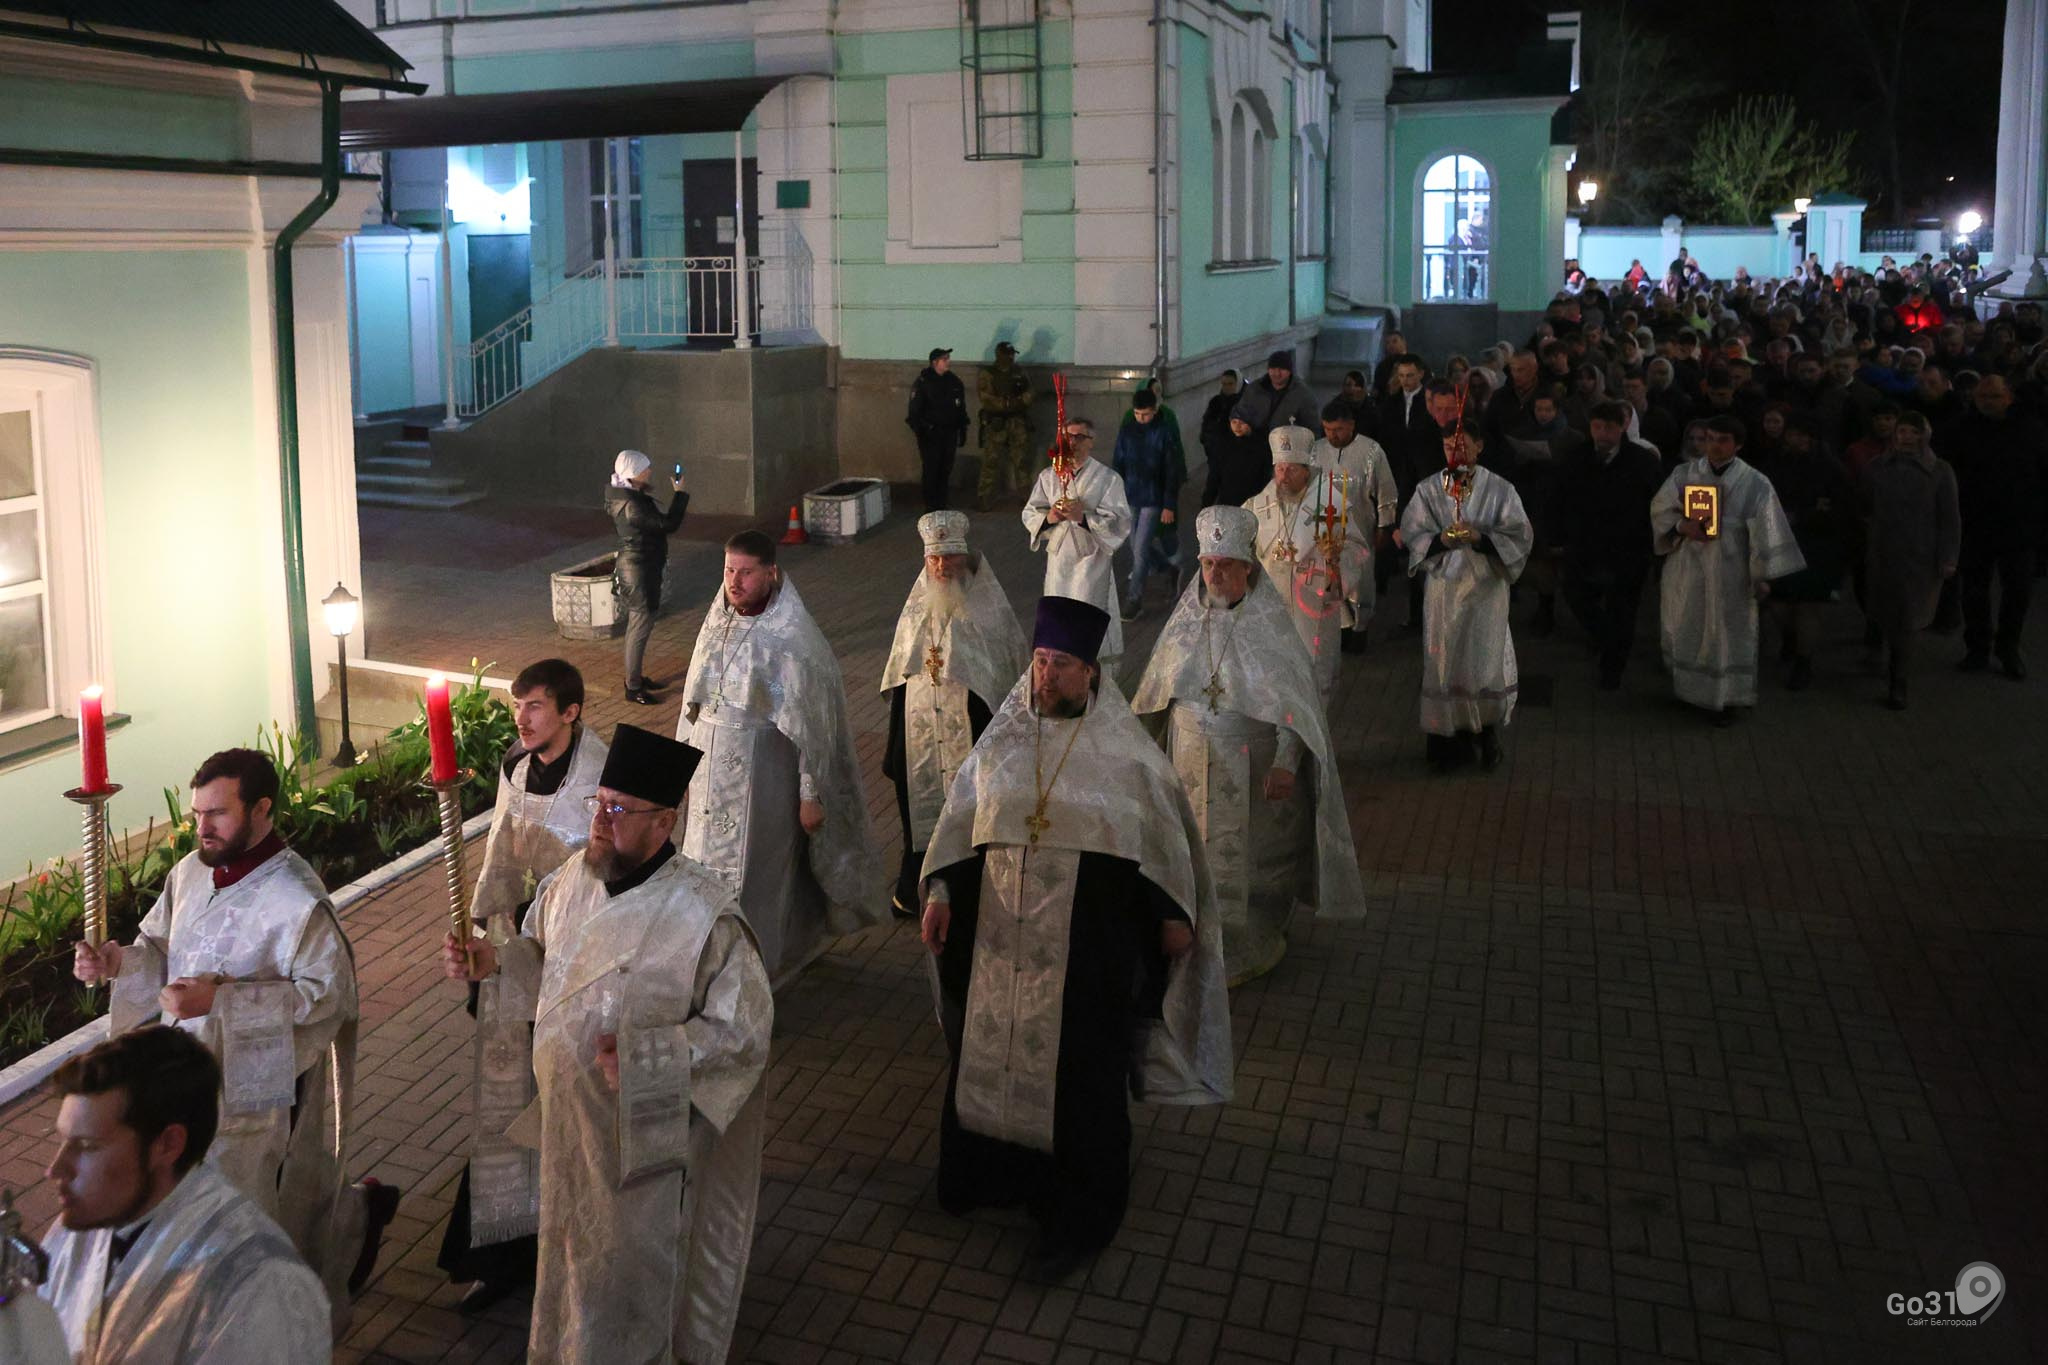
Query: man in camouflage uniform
976,340,1034,509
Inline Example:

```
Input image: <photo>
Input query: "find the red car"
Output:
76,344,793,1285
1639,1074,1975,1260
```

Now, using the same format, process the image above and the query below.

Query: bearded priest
442,724,773,1365
880,511,1030,916
918,596,1233,1280
70,747,397,1331
1246,424,1373,703
678,529,883,984
1400,426,1535,773
1132,506,1365,984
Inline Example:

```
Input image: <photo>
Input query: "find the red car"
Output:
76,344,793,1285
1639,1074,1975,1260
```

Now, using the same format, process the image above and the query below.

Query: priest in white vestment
444,724,773,1365
1023,417,1135,666
919,597,1233,1280
880,511,1029,914
1400,426,1535,772
1310,400,1400,653
678,529,883,985
441,660,607,1310
1133,506,1366,984
1246,424,1373,703
1652,414,1806,725
39,1026,332,1365
72,748,393,1329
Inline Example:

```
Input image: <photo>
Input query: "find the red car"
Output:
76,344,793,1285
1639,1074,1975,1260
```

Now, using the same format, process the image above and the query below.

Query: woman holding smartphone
605,449,689,704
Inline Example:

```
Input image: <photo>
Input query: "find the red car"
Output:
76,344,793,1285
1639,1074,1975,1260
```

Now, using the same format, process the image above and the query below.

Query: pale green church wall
351,244,417,415
0,77,245,162
1175,32,1294,359
452,40,755,97
1389,106,1559,314
0,251,279,873
834,27,1079,362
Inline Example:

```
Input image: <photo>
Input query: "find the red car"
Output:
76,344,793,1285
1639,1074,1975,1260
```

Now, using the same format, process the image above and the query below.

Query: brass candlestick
63,784,121,952
422,771,475,947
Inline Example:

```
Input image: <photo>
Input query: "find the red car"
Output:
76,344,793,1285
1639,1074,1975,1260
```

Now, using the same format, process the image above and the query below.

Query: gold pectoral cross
1024,806,1051,844
1276,539,1297,563
924,642,945,686
1201,674,1226,712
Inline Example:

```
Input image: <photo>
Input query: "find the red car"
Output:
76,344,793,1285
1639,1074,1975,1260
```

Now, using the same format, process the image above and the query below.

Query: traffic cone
779,504,808,545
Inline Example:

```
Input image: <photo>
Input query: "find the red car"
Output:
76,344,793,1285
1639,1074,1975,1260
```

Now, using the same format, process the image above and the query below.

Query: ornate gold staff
422,770,476,948
63,782,122,957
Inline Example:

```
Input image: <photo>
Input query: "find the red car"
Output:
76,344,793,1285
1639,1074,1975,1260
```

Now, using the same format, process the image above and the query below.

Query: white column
1329,35,1392,306
732,129,754,350
344,237,365,421
438,197,459,428
603,137,621,347
1990,0,2048,292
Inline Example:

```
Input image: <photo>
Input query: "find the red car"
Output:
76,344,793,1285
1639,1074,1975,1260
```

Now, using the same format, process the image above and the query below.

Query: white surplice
1022,457,1133,663
678,575,883,985
1311,434,1400,627
40,1164,331,1365
1400,465,1534,735
1245,470,1372,702
1132,570,1366,984
879,557,1029,850
504,849,772,1365
112,847,360,1325
1652,456,1806,710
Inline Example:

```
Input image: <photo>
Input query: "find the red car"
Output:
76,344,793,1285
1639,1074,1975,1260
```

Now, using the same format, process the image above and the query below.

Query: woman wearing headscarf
606,448,690,704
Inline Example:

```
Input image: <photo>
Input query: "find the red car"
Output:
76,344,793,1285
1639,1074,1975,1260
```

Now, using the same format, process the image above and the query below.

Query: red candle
78,685,109,793
424,673,458,784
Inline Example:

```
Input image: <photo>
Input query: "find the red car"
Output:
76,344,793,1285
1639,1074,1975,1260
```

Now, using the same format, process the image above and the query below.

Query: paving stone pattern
3,482,2042,1363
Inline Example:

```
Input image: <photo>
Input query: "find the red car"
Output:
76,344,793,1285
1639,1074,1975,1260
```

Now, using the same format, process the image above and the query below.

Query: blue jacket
1112,410,1187,509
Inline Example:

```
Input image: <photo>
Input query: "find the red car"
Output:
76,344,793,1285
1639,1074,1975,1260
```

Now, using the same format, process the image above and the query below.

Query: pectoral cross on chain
923,642,944,686
1024,807,1051,844
1201,674,1226,712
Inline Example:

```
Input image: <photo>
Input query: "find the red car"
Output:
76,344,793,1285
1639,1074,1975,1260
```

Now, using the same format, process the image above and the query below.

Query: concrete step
382,438,435,457
358,488,489,510
362,455,434,475
359,471,471,493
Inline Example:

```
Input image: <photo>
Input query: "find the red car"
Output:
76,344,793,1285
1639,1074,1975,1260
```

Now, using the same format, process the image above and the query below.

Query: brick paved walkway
2,484,2043,1363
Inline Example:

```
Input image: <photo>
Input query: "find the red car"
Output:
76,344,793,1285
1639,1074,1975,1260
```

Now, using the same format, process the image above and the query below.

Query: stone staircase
354,413,486,511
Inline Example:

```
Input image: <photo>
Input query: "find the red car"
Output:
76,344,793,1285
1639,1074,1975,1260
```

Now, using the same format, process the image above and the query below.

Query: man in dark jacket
605,449,689,704
1950,375,2046,679
907,346,970,511
1111,388,1187,620
1561,402,1664,688
1231,349,1320,435
1197,369,1242,506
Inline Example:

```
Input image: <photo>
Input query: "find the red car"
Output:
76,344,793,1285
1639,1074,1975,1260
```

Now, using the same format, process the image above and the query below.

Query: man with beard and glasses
37,1026,331,1365
438,659,607,1313
443,724,772,1365
71,748,396,1333
880,512,1029,915
678,530,882,984
919,597,1232,1281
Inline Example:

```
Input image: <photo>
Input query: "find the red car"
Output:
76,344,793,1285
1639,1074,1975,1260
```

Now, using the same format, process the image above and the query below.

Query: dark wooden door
682,157,760,339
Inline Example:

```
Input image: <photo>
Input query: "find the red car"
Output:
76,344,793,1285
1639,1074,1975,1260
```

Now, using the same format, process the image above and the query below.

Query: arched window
1249,123,1269,258
1421,153,1491,301
1213,95,1275,264
1228,104,1248,259
1295,134,1324,258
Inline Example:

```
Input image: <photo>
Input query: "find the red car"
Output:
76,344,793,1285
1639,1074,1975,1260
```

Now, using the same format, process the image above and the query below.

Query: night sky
1429,0,2004,223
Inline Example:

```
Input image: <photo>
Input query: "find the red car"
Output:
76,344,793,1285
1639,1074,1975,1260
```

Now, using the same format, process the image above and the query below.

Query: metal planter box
551,553,623,639
802,477,890,545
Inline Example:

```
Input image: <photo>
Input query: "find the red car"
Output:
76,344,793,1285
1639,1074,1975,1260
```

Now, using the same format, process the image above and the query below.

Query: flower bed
0,666,513,1070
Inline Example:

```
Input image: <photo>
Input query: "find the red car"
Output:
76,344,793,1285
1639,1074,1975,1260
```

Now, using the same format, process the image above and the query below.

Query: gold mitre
1196,505,1258,563
918,510,971,556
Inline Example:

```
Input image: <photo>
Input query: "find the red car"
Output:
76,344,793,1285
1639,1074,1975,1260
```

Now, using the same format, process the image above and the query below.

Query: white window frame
566,137,642,274
1418,151,1493,302
1214,93,1277,265
1295,134,1325,258
0,351,110,732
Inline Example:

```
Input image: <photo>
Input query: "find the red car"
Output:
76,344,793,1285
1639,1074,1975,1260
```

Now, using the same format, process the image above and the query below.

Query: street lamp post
323,582,361,769
1577,178,1599,209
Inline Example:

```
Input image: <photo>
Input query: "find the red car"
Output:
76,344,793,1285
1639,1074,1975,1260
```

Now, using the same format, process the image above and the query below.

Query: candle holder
0,1186,49,1305
422,771,475,948
63,783,121,953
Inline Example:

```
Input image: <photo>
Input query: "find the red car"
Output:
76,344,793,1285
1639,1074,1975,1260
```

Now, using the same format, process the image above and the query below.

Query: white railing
455,225,818,419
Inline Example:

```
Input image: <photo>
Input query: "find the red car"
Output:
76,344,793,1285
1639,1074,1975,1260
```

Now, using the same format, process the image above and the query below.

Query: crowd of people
13,251,2045,1365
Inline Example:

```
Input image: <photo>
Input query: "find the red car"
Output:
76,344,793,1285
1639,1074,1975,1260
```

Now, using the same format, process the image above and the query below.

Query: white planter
550,553,622,640
802,478,891,545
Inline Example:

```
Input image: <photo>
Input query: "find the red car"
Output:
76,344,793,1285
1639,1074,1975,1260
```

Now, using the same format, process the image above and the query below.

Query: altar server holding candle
70,748,401,1334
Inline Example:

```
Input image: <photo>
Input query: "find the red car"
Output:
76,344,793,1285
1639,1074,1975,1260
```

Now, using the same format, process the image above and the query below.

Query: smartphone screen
672,462,684,481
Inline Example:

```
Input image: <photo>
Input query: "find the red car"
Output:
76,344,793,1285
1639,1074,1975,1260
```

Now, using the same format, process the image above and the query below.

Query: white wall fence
1565,211,1951,287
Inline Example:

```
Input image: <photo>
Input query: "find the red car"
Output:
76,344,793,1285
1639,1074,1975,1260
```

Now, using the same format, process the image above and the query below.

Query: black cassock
927,850,1181,1254
882,683,994,911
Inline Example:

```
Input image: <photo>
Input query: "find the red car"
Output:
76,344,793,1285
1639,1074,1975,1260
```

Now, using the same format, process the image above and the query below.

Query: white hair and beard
925,569,973,626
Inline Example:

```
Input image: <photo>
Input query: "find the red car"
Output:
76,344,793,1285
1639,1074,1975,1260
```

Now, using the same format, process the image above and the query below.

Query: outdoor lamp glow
1793,197,1812,216
322,581,360,638
1577,179,1598,207
1958,210,1983,236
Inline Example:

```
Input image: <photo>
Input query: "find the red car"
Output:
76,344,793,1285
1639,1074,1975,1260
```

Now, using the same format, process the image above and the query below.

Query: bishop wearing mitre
880,511,1029,914
1246,424,1373,702
1133,505,1366,983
